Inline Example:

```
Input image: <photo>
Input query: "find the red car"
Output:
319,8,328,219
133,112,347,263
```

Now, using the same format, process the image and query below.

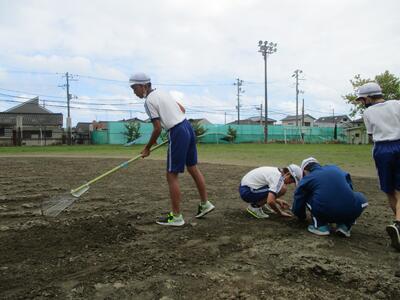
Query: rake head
40,194,78,217
41,185,90,217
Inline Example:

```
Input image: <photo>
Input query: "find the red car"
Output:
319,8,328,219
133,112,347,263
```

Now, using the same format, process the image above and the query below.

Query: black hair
369,94,383,100
281,167,294,180
130,82,152,89
304,162,319,172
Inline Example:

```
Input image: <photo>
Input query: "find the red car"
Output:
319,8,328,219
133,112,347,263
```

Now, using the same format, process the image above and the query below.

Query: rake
41,140,168,217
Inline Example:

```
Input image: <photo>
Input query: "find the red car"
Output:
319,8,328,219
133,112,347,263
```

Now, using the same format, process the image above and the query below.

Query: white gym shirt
363,100,400,142
241,167,284,194
144,89,185,130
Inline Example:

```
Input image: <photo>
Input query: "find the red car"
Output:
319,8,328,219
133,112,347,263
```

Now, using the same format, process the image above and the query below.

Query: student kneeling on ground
292,157,368,237
239,164,302,219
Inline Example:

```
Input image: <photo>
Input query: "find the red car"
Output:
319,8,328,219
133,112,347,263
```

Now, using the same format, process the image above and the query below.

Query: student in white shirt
129,73,215,226
356,82,400,251
239,164,302,218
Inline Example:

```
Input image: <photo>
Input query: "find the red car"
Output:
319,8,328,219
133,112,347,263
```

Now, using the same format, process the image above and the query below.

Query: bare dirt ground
1,157,400,300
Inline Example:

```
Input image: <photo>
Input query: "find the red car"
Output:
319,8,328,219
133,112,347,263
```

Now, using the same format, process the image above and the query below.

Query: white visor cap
287,164,302,185
129,73,151,85
356,82,382,100
301,157,319,173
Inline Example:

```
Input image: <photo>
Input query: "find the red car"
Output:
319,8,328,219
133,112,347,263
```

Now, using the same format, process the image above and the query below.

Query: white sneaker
246,205,269,219
156,212,185,226
263,203,277,214
195,201,215,218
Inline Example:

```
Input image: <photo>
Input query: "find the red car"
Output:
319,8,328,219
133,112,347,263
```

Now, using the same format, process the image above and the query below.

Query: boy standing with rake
129,73,215,226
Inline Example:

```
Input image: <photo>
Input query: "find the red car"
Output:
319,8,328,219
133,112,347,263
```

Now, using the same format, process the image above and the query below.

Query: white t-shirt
144,89,185,130
240,166,284,194
363,100,400,142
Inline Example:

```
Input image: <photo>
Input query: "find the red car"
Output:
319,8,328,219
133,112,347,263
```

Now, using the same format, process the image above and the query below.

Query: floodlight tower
258,40,277,143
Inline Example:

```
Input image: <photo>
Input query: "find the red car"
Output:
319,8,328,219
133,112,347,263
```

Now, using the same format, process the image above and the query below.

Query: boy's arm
291,181,308,220
141,119,162,157
177,102,185,113
267,193,292,217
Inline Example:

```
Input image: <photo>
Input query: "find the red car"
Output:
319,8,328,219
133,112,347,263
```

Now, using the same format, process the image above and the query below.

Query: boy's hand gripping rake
41,141,168,217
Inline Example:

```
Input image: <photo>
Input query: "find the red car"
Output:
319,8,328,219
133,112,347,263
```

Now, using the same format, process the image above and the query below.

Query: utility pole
301,98,305,142
258,40,277,143
61,72,77,145
66,72,71,145
234,78,244,125
292,69,303,127
224,112,227,125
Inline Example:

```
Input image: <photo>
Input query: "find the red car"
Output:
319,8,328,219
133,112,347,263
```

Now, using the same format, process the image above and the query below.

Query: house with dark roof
228,116,276,125
188,118,212,125
0,97,63,146
73,122,92,144
314,115,350,127
119,117,148,123
343,117,369,144
281,114,315,126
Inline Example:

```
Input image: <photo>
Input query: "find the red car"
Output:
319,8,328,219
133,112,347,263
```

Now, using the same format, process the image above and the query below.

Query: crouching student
239,164,302,219
292,157,368,237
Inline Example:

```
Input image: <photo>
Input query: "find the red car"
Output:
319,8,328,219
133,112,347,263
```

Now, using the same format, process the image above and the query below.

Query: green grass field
0,143,376,177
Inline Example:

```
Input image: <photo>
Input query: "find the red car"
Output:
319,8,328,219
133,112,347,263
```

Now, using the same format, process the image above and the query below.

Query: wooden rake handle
70,140,168,195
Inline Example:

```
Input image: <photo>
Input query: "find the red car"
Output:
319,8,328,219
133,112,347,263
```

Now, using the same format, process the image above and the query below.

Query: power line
0,87,65,99
4,70,60,76
5,70,269,87
0,98,144,113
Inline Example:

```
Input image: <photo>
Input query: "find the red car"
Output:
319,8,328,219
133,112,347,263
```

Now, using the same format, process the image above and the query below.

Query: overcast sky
0,0,399,126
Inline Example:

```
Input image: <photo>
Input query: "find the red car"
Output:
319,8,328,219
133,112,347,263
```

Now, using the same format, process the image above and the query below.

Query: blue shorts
167,119,197,173
373,140,400,193
239,184,271,205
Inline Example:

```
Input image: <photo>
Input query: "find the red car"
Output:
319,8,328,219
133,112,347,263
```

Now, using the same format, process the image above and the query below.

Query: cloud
0,0,399,125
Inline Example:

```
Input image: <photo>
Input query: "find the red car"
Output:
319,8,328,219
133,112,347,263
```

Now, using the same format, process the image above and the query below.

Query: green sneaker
246,205,269,219
195,201,215,218
156,212,185,226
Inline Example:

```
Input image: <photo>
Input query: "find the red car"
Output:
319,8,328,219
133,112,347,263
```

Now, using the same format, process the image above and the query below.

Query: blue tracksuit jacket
292,165,367,224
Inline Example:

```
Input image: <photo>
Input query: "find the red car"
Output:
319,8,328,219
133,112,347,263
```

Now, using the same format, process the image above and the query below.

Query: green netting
91,122,346,144
91,130,108,144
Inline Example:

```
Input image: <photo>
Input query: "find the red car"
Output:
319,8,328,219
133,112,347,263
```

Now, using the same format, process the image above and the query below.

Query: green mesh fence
91,122,346,145
91,130,108,144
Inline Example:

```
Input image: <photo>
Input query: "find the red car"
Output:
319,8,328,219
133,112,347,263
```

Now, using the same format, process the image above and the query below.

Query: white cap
129,73,151,85
356,82,382,100
287,164,302,185
301,157,319,173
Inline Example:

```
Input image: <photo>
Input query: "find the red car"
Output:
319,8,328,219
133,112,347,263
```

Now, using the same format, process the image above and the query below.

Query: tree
221,126,237,143
376,71,400,100
189,119,208,137
343,71,400,117
124,121,141,143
